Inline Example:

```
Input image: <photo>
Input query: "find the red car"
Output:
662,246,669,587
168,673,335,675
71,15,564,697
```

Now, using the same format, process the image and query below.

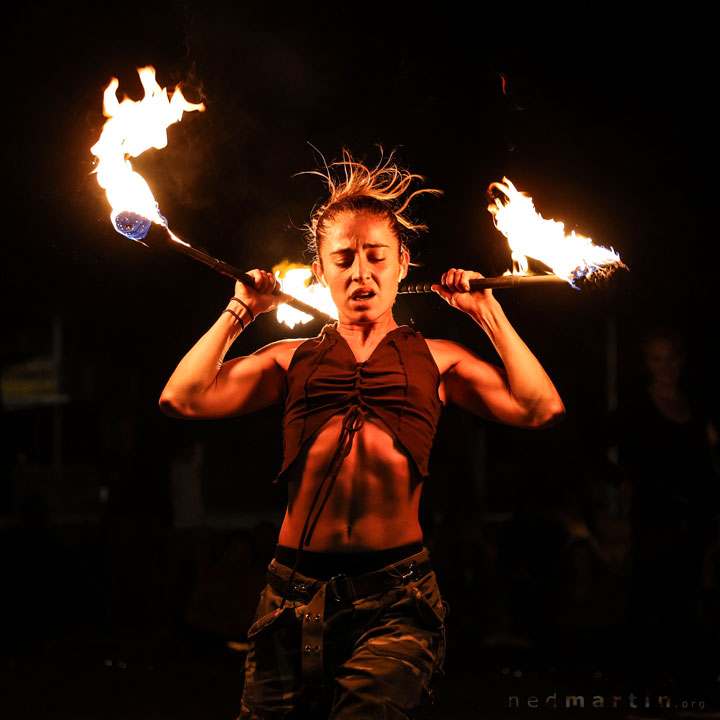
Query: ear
312,259,327,287
398,248,409,281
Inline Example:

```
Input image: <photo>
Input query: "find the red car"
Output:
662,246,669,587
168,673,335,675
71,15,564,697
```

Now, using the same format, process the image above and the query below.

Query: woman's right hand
232,269,289,317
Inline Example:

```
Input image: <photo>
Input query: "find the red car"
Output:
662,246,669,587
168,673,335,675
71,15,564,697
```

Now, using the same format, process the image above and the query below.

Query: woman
160,151,565,718
614,329,718,688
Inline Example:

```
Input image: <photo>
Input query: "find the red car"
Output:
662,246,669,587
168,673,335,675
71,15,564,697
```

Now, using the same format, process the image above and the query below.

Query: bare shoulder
250,337,307,372
425,338,473,375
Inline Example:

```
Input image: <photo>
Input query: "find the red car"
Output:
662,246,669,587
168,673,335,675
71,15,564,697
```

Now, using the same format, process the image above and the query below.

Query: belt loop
328,573,351,603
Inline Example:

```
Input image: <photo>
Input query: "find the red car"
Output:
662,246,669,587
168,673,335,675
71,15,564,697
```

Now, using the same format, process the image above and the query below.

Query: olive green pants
238,548,446,719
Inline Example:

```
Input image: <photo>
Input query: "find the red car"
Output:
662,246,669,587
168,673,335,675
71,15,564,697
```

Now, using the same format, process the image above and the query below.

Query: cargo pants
238,547,447,719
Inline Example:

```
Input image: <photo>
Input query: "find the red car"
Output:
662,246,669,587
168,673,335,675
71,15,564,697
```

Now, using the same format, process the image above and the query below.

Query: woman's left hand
431,268,495,315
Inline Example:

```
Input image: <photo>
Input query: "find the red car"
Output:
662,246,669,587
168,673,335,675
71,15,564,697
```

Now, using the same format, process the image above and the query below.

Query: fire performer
159,151,565,718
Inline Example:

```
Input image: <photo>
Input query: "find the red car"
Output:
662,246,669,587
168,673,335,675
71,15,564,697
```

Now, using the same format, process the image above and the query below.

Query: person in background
612,328,719,689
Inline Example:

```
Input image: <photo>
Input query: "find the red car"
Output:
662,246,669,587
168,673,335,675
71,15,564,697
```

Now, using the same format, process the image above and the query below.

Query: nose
352,254,370,281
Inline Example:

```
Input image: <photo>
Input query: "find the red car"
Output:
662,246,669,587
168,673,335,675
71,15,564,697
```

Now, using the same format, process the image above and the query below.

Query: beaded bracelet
230,296,255,322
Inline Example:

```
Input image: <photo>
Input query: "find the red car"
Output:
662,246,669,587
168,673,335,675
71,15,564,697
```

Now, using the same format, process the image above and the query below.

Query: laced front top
278,324,442,547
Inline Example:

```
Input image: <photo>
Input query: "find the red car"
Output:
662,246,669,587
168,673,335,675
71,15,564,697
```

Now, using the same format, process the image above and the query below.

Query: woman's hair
304,148,442,261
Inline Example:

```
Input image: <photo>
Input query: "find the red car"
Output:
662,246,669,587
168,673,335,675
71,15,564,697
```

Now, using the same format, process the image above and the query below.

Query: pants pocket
246,583,296,639
409,572,447,629
409,576,447,674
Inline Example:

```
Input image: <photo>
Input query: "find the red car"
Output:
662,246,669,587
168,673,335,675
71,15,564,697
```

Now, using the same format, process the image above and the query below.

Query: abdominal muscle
277,414,424,552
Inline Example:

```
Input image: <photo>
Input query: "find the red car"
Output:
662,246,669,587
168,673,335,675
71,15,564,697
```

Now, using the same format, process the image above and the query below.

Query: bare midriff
277,414,423,552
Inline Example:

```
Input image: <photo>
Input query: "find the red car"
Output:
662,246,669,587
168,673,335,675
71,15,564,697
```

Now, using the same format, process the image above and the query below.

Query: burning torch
401,178,625,293
91,68,625,327
90,66,336,326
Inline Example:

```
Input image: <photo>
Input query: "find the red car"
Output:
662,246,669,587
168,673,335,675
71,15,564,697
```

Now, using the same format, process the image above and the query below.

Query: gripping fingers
442,268,472,293
231,270,281,316
434,268,492,314
246,269,277,294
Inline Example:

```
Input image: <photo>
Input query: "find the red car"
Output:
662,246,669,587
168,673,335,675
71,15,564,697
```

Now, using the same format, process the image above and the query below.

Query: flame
90,66,204,238
272,261,338,328
90,70,330,328
488,178,623,285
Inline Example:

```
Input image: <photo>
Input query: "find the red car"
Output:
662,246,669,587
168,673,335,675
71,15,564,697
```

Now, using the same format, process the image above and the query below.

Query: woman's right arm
159,270,293,419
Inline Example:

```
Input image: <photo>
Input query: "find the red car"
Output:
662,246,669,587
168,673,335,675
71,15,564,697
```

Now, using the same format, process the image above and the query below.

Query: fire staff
159,151,565,719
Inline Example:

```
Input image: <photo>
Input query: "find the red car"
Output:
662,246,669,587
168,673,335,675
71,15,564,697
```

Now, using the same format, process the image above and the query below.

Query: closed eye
332,252,353,267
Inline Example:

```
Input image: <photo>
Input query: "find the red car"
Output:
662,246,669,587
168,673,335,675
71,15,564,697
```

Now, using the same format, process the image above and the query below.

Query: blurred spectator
609,328,719,687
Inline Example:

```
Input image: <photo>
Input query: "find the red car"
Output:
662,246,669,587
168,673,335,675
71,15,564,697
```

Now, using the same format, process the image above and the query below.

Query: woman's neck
334,315,400,363
336,315,399,346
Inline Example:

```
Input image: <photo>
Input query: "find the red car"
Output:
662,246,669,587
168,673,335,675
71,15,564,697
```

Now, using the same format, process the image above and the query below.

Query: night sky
4,2,718,499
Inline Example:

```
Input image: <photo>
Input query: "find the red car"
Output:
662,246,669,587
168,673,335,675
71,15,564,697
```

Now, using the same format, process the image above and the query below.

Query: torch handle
167,240,258,289
154,227,337,324
398,274,568,293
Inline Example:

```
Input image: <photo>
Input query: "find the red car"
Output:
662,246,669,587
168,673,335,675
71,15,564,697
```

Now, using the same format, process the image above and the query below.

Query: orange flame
272,261,337,328
90,66,204,235
488,178,623,284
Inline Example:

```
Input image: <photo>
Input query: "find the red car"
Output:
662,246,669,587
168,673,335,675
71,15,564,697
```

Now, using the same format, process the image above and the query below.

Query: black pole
398,275,569,293
117,216,337,325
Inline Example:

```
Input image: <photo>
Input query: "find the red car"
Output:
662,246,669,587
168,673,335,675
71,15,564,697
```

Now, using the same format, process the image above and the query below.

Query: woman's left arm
432,268,565,428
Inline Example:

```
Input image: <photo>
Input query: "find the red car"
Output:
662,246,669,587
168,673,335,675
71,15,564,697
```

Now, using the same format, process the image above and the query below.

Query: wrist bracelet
231,296,255,322
223,307,246,329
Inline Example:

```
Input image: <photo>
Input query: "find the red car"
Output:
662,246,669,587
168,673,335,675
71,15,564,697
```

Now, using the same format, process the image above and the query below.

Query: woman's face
644,337,684,386
312,211,408,325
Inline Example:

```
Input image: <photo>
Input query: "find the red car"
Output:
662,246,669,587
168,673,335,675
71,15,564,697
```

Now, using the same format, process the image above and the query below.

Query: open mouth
350,289,375,301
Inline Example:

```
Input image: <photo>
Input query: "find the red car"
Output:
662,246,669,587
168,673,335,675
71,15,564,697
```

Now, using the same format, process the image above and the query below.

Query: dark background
2,2,719,718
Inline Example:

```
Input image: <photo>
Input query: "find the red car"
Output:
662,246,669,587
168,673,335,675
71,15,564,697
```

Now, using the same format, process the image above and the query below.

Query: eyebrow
329,243,390,256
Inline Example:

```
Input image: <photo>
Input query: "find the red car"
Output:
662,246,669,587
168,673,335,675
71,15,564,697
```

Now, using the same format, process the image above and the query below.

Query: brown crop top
277,324,442,485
